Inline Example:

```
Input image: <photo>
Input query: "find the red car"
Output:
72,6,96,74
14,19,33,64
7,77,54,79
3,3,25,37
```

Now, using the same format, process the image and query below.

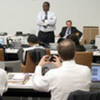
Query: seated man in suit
32,39,91,100
0,68,8,96
57,20,82,43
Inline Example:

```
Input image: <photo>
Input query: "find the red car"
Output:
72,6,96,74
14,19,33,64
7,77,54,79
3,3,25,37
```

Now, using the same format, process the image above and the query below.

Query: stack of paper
8,73,30,84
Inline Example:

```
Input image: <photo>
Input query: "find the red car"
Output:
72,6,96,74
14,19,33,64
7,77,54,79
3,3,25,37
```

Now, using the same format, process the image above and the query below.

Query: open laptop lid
0,38,4,45
91,64,100,82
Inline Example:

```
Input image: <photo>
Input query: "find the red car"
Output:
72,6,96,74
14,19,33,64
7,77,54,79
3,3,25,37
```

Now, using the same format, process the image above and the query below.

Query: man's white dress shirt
32,60,91,100
37,11,56,32
23,44,44,61
0,69,8,96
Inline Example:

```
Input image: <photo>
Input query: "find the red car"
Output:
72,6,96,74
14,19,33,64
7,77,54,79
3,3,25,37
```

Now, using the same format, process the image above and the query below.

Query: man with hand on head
37,1,56,44
32,39,91,100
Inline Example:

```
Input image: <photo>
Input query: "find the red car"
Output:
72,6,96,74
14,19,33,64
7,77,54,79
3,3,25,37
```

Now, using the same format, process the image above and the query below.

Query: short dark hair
57,39,76,61
43,1,50,7
27,34,38,44
66,20,72,25
67,34,80,46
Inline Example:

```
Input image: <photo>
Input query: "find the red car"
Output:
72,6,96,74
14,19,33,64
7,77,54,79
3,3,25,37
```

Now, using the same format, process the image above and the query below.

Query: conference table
5,48,100,62
3,72,100,98
5,47,100,63
5,48,100,56
3,73,50,98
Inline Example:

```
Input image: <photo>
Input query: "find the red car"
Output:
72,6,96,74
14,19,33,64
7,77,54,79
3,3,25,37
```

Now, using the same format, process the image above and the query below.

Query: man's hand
51,55,62,67
39,55,50,67
42,20,45,22
56,35,60,38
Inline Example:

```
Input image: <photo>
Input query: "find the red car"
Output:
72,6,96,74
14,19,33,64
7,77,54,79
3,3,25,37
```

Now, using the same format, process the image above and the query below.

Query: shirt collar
31,44,39,48
62,60,76,67
43,11,50,14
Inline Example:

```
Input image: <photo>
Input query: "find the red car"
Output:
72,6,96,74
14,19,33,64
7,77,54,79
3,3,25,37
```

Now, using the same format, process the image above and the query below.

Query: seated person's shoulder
0,69,7,76
62,26,67,29
76,45,86,52
38,45,45,49
60,27,67,32
71,26,77,29
76,64,90,73
45,68,59,77
23,47,31,52
24,45,45,53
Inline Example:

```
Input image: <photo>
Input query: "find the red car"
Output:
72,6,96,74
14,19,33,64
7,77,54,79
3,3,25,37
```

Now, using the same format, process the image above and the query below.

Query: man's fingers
51,61,56,65
53,55,59,59
44,61,50,65
42,55,50,60
53,58,57,62
44,55,49,58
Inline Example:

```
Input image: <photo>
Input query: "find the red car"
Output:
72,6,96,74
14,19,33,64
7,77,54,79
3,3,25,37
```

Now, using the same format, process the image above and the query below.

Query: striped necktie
44,12,48,20
44,12,48,28
67,29,70,34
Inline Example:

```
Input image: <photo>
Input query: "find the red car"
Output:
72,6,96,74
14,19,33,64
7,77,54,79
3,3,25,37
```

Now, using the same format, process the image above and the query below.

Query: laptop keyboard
91,82,100,89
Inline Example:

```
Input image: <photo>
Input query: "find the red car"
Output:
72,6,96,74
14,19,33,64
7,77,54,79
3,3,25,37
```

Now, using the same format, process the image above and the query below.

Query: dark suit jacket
59,26,82,39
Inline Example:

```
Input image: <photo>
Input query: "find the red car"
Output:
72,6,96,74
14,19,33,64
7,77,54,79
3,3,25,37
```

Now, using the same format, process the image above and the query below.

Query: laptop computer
91,64,100,89
0,38,4,45
11,42,22,49
49,43,58,50
91,64,100,82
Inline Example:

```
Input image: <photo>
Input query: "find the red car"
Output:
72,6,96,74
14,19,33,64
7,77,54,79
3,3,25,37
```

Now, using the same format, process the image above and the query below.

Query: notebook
8,73,30,84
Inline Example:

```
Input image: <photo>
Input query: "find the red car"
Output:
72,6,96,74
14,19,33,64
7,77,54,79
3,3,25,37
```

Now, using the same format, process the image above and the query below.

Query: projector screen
0,0,100,35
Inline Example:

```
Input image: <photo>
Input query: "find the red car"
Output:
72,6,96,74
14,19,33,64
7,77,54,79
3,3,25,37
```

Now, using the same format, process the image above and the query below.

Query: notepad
8,73,30,84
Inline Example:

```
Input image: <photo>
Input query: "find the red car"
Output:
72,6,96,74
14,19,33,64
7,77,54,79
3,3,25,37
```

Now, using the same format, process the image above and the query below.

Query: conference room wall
0,0,100,35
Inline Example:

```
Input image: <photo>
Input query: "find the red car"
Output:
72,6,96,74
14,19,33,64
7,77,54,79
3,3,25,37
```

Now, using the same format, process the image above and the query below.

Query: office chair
74,52,93,69
5,60,21,72
67,90,100,100
0,62,5,69
0,96,2,100
0,49,4,61
0,60,21,72
21,48,50,73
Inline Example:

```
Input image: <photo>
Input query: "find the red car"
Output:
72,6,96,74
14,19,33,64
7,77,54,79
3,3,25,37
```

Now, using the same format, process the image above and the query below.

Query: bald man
32,39,91,100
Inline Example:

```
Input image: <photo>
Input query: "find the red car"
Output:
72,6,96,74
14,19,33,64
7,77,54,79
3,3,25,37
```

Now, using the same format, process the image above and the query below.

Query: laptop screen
91,65,100,81
0,38,4,45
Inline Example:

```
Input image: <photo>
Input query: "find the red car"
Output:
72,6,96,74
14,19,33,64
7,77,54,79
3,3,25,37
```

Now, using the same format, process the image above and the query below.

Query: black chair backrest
0,96,2,100
67,90,100,100
28,48,46,65
17,48,24,63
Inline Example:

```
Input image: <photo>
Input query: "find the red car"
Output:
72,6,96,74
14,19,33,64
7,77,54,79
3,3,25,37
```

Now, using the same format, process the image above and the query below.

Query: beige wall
0,0,100,35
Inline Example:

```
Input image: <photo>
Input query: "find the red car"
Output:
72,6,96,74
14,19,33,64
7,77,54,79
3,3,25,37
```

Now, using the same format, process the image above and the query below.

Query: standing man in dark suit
58,20,82,40
37,2,56,44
